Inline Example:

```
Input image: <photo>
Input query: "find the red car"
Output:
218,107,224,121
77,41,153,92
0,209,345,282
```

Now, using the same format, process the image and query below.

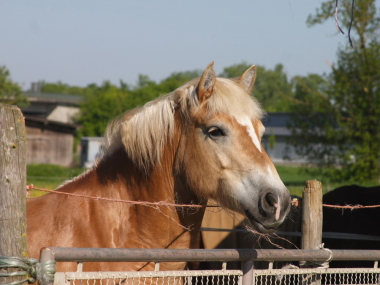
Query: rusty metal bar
40,247,380,263
40,248,256,262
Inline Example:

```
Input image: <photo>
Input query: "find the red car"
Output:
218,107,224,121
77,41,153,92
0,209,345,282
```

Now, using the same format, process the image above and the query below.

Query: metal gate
38,248,380,285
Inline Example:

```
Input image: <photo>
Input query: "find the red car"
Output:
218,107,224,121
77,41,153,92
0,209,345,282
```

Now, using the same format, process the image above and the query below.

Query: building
21,91,81,166
80,137,104,168
262,113,306,164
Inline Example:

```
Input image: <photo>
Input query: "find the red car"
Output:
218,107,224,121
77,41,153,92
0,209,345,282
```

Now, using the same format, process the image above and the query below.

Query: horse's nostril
265,192,277,208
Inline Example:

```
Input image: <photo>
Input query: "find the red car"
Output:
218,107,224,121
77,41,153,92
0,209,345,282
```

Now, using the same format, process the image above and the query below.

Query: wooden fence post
0,104,28,284
300,180,323,284
301,179,323,251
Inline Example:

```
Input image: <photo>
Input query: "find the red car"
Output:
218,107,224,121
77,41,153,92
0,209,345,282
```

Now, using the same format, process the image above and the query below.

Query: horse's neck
93,146,178,202
91,146,206,249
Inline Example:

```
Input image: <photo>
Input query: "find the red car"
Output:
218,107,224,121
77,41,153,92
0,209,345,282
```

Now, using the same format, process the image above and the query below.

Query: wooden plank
0,104,28,284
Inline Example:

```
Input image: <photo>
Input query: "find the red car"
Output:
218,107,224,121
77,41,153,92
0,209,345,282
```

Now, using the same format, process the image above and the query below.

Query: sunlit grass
27,164,86,198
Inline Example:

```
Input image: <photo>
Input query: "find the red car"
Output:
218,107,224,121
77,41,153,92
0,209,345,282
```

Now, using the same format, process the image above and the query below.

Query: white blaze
237,117,262,152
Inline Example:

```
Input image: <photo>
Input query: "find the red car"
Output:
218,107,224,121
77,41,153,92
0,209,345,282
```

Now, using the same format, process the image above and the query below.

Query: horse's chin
244,209,277,234
247,220,277,234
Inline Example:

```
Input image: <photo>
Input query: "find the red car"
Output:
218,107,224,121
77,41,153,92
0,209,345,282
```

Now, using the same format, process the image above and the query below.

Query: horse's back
323,184,380,205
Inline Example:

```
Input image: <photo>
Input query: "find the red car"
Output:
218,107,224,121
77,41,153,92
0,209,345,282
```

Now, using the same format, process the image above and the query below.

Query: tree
40,81,86,95
288,0,380,183
0,66,28,106
78,81,131,137
307,0,380,48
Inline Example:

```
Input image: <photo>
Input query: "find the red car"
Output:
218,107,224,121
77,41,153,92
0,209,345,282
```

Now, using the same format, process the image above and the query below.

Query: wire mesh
55,270,243,285
253,267,380,285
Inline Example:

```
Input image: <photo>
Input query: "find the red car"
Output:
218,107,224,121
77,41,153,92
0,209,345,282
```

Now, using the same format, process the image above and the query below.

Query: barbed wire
27,184,380,210
322,203,380,209
292,197,380,210
26,184,205,208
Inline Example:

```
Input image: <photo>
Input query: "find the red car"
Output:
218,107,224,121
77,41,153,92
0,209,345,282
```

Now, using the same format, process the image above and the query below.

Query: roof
25,116,79,134
24,91,83,105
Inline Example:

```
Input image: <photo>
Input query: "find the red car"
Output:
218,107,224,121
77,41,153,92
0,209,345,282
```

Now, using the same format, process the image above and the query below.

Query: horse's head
175,62,291,233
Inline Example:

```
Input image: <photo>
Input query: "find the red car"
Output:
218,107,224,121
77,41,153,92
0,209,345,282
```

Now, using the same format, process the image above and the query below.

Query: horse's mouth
244,209,277,234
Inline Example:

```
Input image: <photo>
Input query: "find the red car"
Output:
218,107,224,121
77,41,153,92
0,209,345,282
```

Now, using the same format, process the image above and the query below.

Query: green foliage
219,62,252,78
268,129,277,150
40,63,297,138
41,81,86,95
328,43,380,182
0,66,28,106
307,0,380,48
75,70,203,137
287,0,380,183
77,81,132,137
254,64,294,112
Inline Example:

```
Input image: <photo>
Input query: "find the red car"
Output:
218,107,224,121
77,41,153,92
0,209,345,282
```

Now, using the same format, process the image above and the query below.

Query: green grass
275,165,378,196
27,164,86,197
275,165,322,196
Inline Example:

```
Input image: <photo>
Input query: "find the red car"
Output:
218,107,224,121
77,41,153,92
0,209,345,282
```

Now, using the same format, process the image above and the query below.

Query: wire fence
25,184,380,210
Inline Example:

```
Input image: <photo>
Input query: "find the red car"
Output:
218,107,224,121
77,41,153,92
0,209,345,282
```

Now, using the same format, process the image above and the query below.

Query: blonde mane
95,77,264,169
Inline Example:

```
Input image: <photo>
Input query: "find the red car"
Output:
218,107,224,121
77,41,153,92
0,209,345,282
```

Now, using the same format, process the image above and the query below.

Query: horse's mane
95,77,264,169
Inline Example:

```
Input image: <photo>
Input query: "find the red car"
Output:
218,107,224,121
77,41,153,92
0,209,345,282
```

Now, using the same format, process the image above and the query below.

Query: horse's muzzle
245,190,291,233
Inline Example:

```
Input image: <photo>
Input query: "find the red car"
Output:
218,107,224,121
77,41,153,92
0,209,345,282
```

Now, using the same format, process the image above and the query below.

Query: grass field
27,164,85,197
27,164,375,198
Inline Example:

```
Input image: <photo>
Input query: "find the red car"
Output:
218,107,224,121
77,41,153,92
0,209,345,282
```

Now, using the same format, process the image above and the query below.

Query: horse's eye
208,127,224,137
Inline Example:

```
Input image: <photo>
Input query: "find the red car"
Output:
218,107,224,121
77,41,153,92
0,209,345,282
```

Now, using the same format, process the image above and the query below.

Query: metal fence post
39,248,56,285
241,259,254,285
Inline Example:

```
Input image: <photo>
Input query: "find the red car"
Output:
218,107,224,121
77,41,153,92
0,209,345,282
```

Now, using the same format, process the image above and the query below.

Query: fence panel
37,248,380,285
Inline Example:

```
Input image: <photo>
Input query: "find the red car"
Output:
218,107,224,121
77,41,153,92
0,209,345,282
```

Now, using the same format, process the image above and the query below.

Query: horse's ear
197,62,216,103
238,65,257,93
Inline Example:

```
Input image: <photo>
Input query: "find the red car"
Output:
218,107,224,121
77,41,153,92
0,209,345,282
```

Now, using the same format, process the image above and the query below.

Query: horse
27,62,291,272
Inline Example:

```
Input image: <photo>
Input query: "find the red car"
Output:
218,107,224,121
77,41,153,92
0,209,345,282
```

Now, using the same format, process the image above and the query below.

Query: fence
37,247,380,285
2,104,380,285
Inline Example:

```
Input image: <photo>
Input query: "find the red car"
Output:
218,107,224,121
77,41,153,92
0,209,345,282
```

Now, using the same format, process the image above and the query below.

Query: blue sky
1,1,349,90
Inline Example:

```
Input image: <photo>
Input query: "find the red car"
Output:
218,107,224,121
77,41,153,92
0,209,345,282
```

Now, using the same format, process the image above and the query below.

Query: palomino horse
27,62,291,272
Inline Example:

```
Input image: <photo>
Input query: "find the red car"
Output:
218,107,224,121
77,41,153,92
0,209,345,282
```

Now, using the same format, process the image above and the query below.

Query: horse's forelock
208,78,264,121
95,77,264,170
